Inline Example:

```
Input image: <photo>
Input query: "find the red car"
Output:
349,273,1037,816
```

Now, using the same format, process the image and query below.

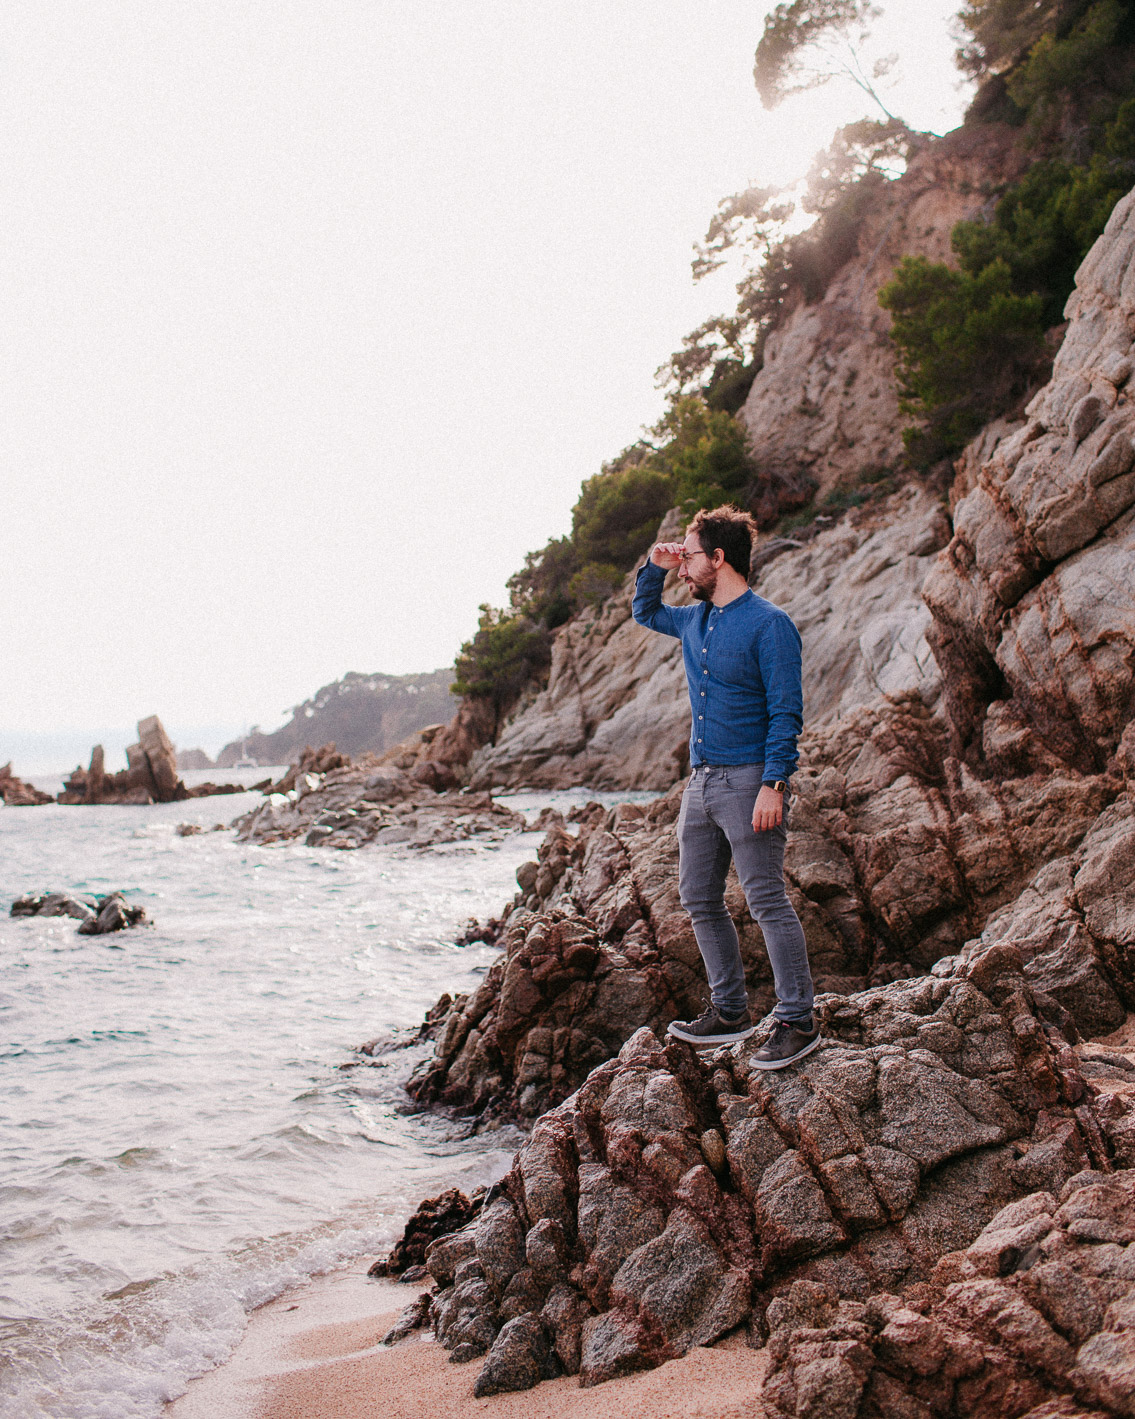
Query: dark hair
687,504,758,578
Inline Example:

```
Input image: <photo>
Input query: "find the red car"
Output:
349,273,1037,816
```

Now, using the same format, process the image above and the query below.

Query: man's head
679,504,758,602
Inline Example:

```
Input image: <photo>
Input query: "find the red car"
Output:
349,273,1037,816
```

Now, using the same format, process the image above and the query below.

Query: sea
0,771,642,1419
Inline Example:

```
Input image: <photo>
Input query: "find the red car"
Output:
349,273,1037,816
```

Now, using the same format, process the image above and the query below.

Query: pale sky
1,1,972,770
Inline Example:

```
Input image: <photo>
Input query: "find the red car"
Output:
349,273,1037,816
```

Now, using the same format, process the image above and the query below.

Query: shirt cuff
636,559,666,582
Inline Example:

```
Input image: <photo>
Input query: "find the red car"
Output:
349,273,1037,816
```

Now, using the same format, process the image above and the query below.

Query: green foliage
954,0,1079,81
568,562,624,607
658,397,756,511
506,536,578,630
879,256,1046,466
505,449,676,634
880,92,1135,465
451,605,551,717
1006,0,1133,127
952,138,1135,322
570,458,674,568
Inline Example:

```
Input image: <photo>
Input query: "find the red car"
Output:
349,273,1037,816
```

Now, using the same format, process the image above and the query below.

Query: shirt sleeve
631,560,685,638
757,613,803,781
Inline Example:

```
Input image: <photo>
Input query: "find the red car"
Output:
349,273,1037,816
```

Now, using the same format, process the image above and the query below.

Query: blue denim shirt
632,561,803,780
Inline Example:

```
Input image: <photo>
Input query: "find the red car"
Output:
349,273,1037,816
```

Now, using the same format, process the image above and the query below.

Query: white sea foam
0,781,647,1417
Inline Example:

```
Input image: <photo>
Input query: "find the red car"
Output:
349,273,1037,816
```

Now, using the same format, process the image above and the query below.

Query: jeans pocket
722,764,763,790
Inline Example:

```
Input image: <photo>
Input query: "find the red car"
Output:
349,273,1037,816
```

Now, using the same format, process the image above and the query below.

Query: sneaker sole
666,1021,757,1047
748,1031,822,1070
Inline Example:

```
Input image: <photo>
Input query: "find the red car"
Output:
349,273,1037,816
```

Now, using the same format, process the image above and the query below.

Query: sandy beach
164,1268,770,1419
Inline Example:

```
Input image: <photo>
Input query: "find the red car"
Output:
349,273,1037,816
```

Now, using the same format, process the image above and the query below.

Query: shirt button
703,669,708,675
700,692,705,698
698,715,703,720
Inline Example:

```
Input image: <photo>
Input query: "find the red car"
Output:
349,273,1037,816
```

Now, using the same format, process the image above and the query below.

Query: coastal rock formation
58,717,246,805
369,1188,485,1280
175,747,214,771
923,188,1135,776
234,750,524,850
11,891,148,934
465,485,951,793
0,763,52,806
736,124,1025,503
761,1168,1135,1418
409,738,1122,1121
414,941,1135,1394
389,183,1135,1398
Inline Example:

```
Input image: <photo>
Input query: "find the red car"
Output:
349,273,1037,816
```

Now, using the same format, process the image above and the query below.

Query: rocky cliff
428,126,1022,797
737,123,1026,503
378,186,1135,1403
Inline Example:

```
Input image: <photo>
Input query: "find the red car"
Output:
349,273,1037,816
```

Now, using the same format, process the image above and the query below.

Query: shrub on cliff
881,90,1135,466
451,606,551,734
879,256,1047,466
569,457,674,569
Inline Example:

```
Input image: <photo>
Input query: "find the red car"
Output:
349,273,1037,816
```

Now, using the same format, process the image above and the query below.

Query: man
632,504,818,1069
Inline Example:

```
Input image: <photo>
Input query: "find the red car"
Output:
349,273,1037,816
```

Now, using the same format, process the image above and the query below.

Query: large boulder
420,941,1135,1394
762,1170,1135,1419
923,187,1135,771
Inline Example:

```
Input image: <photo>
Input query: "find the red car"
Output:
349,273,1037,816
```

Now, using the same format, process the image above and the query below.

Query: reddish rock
58,718,187,804
763,1170,1135,1418
368,1187,484,1278
0,763,52,806
414,941,1135,1395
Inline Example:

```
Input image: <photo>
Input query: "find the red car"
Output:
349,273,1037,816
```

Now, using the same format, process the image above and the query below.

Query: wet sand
164,1268,769,1419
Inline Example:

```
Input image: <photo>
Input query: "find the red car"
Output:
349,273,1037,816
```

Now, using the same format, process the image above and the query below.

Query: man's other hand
650,542,683,570
752,785,783,833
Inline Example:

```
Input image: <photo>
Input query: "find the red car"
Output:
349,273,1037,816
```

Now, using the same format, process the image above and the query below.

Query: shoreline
163,1266,770,1419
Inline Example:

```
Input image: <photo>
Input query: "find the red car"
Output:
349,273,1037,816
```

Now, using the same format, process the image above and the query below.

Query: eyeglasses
678,549,713,564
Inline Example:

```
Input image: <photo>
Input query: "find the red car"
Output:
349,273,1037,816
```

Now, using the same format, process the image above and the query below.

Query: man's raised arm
632,542,686,638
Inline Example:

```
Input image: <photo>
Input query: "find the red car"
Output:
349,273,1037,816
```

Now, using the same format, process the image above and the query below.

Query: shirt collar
709,588,753,615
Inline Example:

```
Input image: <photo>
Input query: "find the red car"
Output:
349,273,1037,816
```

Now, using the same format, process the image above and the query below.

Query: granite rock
419,942,1135,1394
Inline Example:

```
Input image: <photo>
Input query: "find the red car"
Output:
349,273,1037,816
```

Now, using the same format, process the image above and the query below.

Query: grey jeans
676,763,813,1022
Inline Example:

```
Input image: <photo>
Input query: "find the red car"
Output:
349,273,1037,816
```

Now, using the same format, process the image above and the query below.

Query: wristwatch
763,779,788,793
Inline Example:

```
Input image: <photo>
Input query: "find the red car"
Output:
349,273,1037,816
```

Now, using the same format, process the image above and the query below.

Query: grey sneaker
750,1017,821,1070
667,1004,756,1047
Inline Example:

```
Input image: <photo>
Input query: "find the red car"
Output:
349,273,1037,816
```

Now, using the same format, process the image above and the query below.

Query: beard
688,571,717,602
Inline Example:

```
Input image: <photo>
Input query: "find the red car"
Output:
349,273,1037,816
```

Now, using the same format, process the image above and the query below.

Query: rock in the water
56,718,243,805
235,750,525,852
10,892,96,922
0,763,52,806
76,893,148,935
11,890,146,933
368,1188,483,1278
